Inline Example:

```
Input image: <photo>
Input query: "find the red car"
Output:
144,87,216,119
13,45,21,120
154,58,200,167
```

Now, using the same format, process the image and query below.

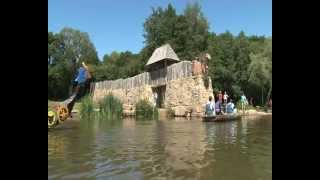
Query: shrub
167,107,175,118
135,99,157,120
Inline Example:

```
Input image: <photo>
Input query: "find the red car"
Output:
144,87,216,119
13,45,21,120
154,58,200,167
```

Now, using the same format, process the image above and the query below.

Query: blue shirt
205,101,215,116
241,95,247,103
75,67,87,84
226,102,235,113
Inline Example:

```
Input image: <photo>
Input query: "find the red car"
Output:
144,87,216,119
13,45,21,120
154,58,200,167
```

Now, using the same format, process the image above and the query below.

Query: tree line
48,2,271,105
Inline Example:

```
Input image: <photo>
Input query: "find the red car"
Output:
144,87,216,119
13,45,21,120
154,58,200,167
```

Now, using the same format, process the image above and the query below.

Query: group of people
205,90,237,116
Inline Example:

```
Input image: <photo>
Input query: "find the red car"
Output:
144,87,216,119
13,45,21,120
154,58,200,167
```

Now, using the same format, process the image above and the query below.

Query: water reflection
48,116,272,180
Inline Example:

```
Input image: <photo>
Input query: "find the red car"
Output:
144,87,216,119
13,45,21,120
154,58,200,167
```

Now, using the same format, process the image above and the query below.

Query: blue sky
49,0,272,60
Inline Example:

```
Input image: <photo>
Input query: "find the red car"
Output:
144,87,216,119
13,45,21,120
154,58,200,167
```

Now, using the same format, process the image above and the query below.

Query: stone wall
92,61,213,117
165,75,213,116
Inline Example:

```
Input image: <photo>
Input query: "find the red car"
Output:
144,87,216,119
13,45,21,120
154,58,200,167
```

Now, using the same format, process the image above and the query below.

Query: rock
173,106,187,116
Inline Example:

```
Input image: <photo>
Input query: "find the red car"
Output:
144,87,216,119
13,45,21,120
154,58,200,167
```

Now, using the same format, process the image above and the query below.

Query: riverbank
243,109,272,115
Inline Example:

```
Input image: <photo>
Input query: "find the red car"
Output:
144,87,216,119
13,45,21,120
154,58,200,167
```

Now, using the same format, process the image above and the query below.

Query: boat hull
203,114,241,122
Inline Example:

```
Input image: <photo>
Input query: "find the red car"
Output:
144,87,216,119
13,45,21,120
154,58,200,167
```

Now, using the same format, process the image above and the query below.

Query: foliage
48,28,99,100
79,95,95,119
203,74,210,89
167,107,175,118
135,99,157,120
98,94,123,120
143,3,209,60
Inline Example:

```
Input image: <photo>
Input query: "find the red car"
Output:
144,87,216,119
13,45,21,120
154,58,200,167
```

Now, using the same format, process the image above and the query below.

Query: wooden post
164,59,167,83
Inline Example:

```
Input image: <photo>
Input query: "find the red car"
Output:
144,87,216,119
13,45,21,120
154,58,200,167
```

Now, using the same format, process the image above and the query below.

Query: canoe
202,114,241,122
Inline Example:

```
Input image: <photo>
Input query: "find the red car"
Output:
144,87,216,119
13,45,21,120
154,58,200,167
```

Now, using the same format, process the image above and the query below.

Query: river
48,115,272,180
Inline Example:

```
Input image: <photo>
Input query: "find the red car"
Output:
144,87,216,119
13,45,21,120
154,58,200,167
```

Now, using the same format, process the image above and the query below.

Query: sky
48,0,272,60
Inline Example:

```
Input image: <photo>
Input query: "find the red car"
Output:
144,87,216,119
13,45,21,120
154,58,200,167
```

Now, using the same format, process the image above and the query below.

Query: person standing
240,93,248,114
215,99,223,115
218,91,223,103
223,91,229,104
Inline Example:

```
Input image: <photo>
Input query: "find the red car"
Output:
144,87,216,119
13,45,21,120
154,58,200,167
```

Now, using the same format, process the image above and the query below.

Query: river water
48,115,272,180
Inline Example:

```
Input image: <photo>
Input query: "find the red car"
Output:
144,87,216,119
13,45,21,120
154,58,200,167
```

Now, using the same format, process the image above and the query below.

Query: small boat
202,114,241,122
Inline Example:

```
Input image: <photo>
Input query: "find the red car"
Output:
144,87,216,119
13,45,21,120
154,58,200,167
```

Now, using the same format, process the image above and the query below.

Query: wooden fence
94,61,193,90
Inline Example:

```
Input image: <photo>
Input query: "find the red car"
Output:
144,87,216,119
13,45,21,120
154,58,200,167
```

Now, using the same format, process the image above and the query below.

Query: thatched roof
145,44,180,67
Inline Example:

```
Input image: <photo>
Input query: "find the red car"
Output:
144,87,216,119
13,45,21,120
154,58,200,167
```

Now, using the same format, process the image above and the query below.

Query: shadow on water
48,115,272,180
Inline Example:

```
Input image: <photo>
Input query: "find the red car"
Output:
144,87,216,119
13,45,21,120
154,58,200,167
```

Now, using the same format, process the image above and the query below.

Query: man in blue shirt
67,62,90,116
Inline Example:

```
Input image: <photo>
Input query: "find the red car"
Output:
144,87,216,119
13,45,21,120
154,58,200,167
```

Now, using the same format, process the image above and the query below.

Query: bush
135,99,157,120
203,75,210,89
167,107,175,118
99,93,123,120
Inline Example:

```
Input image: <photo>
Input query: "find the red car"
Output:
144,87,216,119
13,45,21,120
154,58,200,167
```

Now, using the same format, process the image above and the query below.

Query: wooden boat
202,114,241,122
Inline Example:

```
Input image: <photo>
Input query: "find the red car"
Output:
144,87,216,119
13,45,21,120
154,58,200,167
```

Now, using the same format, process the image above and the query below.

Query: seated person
226,99,235,114
215,100,223,115
205,96,215,116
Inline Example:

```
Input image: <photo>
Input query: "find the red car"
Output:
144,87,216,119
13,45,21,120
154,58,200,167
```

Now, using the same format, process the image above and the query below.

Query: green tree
143,3,209,61
59,27,99,77
183,2,210,60
48,28,99,100
248,38,272,104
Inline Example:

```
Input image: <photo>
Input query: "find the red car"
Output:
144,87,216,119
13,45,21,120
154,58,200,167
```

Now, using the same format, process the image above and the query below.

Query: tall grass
99,93,123,120
135,99,158,120
79,95,95,119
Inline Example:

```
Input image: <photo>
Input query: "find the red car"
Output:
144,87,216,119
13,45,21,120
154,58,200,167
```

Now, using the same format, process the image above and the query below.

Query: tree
143,3,209,61
48,28,99,100
248,38,272,104
207,31,238,96
59,27,99,77
233,31,251,92
183,2,210,60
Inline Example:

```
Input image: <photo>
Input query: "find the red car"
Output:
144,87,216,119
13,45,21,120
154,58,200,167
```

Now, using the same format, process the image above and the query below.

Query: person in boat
215,99,223,115
205,96,215,116
226,98,236,114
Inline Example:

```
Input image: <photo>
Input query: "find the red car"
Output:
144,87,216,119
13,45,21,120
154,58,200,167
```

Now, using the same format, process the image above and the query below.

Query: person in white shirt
223,91,228,104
